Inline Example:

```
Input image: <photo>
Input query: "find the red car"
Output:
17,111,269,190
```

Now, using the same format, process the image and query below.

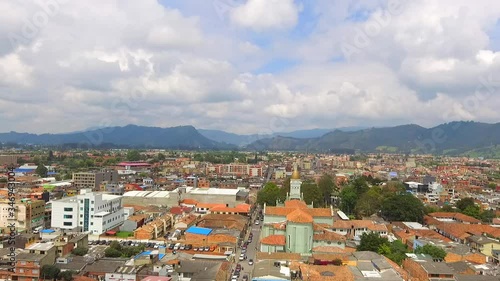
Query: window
64,207,73,212
19,269,24,273
63,222,72,226
64,215,73,219
32,270,39,274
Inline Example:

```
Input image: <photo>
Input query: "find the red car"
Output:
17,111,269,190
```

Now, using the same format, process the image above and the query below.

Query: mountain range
1,122,499,156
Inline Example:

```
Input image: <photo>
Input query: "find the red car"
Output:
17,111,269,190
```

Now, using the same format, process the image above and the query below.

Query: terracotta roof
332,220,388,232
287,209,313,223
196,203,226,209
181,198,198,205
260,235,286,246
289,262,354,281
429,212,481,224
265,205,332,218
255,252,301,261
284,200,308,209
313,231,346,242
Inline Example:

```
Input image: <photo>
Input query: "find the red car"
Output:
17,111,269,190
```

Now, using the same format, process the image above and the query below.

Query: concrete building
73,170,118,190
0,199,45,233
0,155,18,166
122,187,247,208
51,189,124,234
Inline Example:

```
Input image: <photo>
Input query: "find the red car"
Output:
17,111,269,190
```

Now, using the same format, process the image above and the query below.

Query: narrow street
231,207,262,280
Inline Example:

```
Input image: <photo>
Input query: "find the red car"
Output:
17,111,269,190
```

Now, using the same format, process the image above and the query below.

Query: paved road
230,207,262,280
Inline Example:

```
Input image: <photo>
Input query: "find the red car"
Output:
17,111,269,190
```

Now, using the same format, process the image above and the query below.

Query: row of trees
428,197,497,223
257,174,337,207
40,265,75,281
339,177,426,222
358,232,447,264
105,241,145,258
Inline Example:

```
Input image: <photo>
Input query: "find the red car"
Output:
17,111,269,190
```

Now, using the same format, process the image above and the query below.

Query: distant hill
198,127,366,146
0,125,235,149
246,121,500,155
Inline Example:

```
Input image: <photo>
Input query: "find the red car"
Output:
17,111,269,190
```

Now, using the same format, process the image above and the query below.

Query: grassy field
116,231,133,238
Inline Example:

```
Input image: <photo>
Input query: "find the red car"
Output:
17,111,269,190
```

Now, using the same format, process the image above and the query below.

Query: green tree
59,270,75,281
257,182,282,206
104,247,122,257
385,240,409,265
479,210,495,223
358,232,389,252
487,182,497,190
355,188,382,217
455,197,475,211
110,241,122,251
441,205,455,212
301,182,323,207
462,205,481,219
350,177,370,196
71,247,88,256
415,244,447,260
157,153,166,161
41,265,61,280
35,163,48,177
126,150,141,161
381,193,425,222
340,186,358,215
318,174,336,206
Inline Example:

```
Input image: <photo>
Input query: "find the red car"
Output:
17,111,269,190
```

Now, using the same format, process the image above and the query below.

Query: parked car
185,244,192,250
242,275,248,281
204,246,210,251
169,244,175,250
100,240,107,245
241,249,246,254
248,259,253,265
255,220,259,225
239,254,245,261
180,244,185,250
193,247,198,251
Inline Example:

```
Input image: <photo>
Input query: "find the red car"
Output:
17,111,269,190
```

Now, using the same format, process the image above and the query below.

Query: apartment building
0,199,45,233
72,170,118,190
51,189,124,234
12,242,57,281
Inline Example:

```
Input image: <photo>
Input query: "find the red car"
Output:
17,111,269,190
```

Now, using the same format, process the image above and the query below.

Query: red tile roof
287,209,313,223
260,235,286,246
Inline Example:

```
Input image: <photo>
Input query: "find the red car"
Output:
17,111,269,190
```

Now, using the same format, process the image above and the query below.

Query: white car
239,254,245,261
255,220,259,225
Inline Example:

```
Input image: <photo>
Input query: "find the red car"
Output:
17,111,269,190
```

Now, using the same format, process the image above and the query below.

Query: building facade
72,170,118,190
51,189,124,234
0,199,45,233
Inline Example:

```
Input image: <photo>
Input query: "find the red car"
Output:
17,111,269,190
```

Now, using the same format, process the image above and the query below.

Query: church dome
291,169,300,179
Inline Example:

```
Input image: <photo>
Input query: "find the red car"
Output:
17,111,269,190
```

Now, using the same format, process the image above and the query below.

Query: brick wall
402,259,429,281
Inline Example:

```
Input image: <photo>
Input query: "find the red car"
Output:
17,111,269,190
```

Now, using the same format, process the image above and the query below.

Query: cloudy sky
1,0,500,135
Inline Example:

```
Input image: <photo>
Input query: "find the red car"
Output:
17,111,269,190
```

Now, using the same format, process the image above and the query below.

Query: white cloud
1,0,500,135
230,0,300,31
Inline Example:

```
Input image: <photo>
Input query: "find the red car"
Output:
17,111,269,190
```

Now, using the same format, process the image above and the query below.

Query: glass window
64,207,73,212
63,222,72,226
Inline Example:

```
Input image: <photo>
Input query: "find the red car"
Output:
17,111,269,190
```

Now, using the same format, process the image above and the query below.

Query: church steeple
289,164,302,200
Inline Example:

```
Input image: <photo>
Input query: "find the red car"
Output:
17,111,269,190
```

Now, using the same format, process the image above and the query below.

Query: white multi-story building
51,189,124,234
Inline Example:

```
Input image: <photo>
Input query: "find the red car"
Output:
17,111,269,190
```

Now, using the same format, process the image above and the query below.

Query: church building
259,166,345,256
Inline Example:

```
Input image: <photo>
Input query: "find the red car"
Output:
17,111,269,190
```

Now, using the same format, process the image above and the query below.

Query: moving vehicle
239,254,245,261
248,259,254,265
255,220,259,225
